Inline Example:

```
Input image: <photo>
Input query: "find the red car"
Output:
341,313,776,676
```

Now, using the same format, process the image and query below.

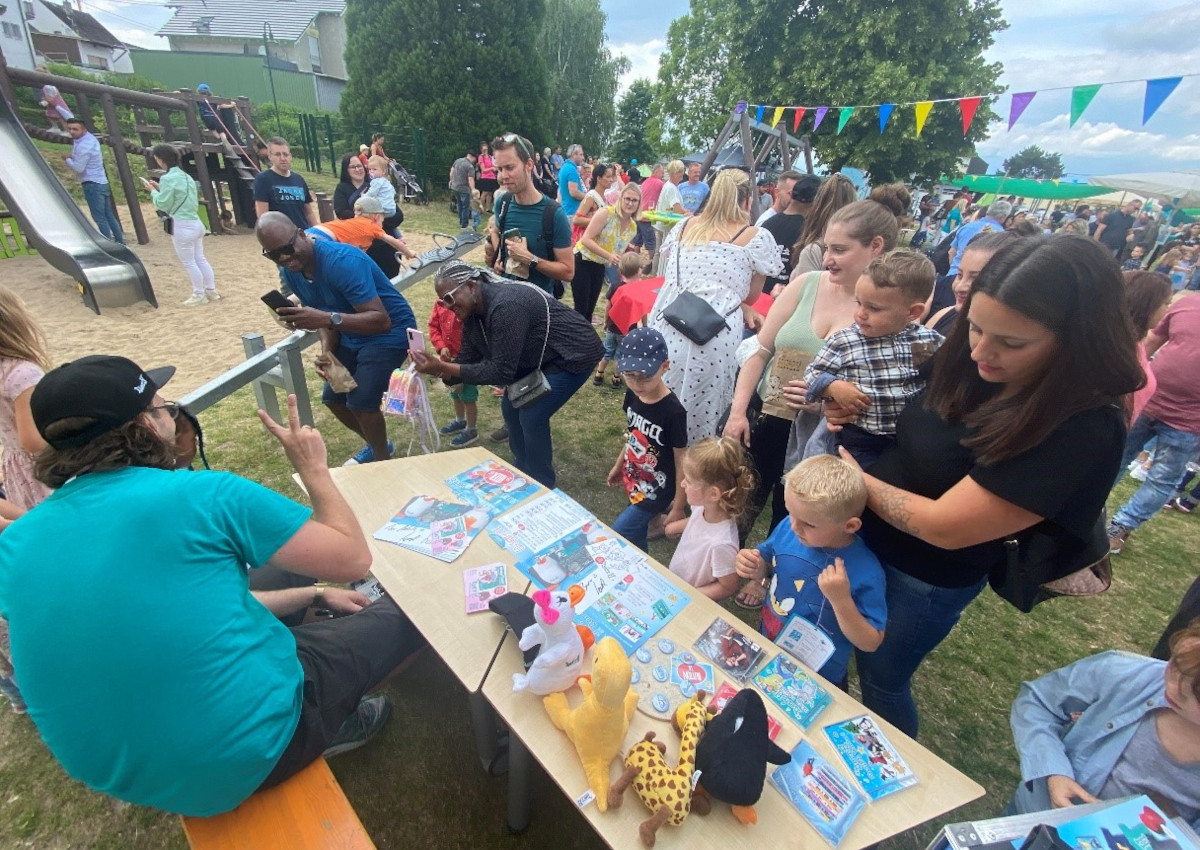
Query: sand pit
3,203,483,395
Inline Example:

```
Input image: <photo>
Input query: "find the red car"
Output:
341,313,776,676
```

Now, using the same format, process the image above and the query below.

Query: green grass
1,217,1197,847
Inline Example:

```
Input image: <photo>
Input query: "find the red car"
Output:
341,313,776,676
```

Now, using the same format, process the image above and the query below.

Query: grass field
1,165,1197,849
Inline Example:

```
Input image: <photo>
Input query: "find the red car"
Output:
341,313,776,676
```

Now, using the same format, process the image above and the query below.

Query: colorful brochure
463,562,508,613
693,616,769,682
445,460,539,514
823,714,917,800
372,495,490,563
487,489,595,560
753,654,832,729
770,740,866,846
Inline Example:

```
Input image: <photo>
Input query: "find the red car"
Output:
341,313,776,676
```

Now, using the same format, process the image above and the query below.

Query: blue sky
84,0,1199,177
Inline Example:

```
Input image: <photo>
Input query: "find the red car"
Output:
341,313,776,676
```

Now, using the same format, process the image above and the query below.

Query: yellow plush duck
608,691,711,848
543,636,639,812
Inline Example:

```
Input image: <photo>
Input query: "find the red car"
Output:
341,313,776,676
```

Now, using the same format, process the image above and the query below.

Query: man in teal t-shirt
0,355,422,816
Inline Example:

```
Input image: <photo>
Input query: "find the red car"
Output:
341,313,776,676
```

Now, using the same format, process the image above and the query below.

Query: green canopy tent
948,174,1108,200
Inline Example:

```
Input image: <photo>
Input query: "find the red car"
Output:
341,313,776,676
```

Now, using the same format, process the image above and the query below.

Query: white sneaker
205,290,222,302
182,293,207,306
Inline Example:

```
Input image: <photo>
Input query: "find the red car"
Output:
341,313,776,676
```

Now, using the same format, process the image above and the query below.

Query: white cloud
611,38,665,91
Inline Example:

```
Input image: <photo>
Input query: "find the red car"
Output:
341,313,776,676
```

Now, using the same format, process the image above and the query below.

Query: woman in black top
411,261,603,488
332,155,368,220
832,235,1144,738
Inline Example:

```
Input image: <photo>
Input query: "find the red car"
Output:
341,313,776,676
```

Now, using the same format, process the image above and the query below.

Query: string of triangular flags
738,74,1191,137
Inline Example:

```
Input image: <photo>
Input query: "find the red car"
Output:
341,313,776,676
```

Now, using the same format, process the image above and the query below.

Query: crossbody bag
482,282,553,409
658,221,748,345
157,174,195,236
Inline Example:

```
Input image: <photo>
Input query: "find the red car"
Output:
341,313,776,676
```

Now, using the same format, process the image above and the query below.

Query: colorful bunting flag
735,101,747,114
771,106,784,128
959,96,982,136
1143,77,1181,125
837,106,854,134
913,101,933,136
793,106,806,132
813,106,829,131
1070,84,1102,127
1008,92,1035,130
755,104,765,123
878,103,894,134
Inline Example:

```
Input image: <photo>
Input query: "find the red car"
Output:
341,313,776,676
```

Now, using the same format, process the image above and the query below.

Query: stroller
389,161,426,205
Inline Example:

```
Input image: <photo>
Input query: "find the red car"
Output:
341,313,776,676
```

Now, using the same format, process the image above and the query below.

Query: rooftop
156,0,345,43
34,1,124,48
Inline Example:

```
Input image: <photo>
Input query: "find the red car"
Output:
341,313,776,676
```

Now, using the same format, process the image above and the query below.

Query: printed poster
445,460,540,514
823,714,917,800
753,654,832,729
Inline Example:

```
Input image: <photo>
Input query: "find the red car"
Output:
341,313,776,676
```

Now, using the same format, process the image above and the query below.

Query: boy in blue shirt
735,454,887,688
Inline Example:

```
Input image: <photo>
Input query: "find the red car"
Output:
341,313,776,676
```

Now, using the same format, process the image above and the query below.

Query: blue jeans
499,368,590,488
612,504,662,552
454,190,472,229
855,564,988,739
82,181,124,243
1112,415,1200,531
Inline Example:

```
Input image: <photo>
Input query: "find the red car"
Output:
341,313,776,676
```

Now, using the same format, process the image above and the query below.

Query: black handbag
989,513,1112,613
658,220,743,345
156,174,194,236
501,283,553,409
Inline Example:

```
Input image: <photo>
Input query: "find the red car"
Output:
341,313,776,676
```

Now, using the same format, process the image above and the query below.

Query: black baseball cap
791,174,822,203
31,355,175,449
617,328,669,375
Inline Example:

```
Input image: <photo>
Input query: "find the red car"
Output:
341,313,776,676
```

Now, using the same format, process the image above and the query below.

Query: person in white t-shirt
651,160,688,275
665,437,755,601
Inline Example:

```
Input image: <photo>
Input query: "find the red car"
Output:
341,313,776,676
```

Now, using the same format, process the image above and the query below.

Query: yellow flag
771,106,784,128
914,101,934,137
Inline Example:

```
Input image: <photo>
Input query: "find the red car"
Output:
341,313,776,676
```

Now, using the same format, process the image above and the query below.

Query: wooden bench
181,758,375,850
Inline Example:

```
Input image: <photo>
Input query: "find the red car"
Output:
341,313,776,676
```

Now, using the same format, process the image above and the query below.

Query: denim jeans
1112,415,1200,531
612,504,661,552
454,190,472,229
499,368,590,488
855,563,988,739
81,181,124,243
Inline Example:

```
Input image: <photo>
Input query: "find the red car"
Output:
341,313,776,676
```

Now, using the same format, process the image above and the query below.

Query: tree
536,0,628,154
608,79,656,165
1002,146,1065,180
340,0,550,184
651,0,1007,184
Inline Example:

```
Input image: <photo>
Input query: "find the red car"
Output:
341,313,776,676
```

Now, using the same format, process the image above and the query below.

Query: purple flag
1008,92,1035,131
813,106,829,131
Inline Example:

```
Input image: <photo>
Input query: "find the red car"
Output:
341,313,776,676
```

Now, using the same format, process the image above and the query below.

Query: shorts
450,383,479,404
321,344,408,411
602,330,624,361
477,177,499,193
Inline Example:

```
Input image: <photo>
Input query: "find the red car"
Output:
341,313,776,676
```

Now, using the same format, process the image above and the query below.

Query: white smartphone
406,327,426,352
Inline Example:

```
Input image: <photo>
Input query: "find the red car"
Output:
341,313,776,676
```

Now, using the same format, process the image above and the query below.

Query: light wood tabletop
482,520,986,850
323,447,534,692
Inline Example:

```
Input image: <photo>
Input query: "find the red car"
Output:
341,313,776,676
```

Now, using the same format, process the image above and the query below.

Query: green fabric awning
949,174,1108,200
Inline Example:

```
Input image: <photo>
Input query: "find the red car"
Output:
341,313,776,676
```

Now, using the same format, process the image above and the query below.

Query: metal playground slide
0,92,155,313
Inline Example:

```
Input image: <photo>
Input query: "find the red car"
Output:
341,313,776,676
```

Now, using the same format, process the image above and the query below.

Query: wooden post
0,52,15,114
99,93,149,245
157,106,175,142
699,109,739,178
73,91,94,128
739,109,755,173
180,89,223,234
801,135,814,175
780,131,792,173
754,133,778,169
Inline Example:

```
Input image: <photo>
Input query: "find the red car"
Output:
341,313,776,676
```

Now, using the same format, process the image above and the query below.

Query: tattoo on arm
873,480,919,537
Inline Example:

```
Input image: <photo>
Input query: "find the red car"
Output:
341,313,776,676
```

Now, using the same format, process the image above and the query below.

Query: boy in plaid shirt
805,250,942,469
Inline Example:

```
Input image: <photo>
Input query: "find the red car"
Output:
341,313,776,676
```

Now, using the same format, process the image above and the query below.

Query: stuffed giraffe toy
608,691,711,847
542,637,639,812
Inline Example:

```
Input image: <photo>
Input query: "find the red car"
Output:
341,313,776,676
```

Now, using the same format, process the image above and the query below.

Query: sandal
733,579,767,610
593,373,604,386
611,376,623,389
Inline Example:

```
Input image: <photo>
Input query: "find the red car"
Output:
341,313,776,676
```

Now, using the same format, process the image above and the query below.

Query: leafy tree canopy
1001,145,1065,180
651,0,1007,184
608,79,656,165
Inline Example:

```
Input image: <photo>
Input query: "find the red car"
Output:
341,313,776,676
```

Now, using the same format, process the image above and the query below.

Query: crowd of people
1,119,1198,833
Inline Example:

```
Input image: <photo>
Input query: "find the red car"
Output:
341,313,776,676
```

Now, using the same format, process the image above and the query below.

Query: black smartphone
503,228,521,241
260,290,292,312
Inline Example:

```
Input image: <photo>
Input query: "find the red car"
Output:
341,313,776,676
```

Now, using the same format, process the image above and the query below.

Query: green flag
836,106,854,134
1070,84,1102,127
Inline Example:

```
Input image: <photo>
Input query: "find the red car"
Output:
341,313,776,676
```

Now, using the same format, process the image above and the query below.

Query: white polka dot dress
648,226,783,445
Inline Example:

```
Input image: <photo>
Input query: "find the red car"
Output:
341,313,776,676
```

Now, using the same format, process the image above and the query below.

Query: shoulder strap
540,199,560,259
497,194,514,265
729,224,752,243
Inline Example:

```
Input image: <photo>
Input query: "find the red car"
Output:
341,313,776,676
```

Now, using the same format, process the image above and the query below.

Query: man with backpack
484,132,574,297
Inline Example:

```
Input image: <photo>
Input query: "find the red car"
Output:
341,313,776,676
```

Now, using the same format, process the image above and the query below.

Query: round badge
652,665,668,683
652,694,670,713
657,639,675,654
680,652,695,664
680,681,695,698
630,668,641,684
635,648,652,664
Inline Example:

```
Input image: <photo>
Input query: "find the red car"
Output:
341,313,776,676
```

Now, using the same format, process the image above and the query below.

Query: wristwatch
329,311,343,328
528,255,540,269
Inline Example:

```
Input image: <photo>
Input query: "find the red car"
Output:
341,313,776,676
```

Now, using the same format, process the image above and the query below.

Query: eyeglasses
501,133,533,161
439,280,472,307
262,230,301,262
348,163,364,169
148,401,180,420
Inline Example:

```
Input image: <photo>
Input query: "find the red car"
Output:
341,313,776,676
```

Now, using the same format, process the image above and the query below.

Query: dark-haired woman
146,143,218,306
333,154,368,220
833,235,1144,738
924,230,1020,337
1122,271,1172,425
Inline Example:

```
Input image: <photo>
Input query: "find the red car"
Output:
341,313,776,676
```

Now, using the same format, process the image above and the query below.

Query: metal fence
298,114,428,192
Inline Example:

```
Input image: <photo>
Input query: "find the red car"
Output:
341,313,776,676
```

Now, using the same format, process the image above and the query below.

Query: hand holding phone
406,327,426,353
503,228,521,242
260,290,293,312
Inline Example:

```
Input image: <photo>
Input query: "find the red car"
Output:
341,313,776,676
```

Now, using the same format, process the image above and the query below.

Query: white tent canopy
1089,171,1200,208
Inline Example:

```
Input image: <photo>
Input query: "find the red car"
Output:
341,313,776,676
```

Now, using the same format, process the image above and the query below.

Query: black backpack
497,194,564,298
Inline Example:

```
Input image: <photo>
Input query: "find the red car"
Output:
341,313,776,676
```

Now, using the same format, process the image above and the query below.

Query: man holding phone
484,132,574,296
256,211,416,465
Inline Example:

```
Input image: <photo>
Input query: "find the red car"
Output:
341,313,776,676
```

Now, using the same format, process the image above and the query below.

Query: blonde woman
574,181,641,322
648,169,783,444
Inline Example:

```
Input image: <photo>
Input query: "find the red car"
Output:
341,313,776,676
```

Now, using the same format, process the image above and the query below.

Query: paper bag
761,348,814,420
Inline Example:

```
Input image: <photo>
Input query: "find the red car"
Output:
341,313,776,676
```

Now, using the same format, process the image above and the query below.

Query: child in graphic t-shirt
665,437,755,601
805,249,942,469
607,328,688,551
735,454,886,689
594,252,644,388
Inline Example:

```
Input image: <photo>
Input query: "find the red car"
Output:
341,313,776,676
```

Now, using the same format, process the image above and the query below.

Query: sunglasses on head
262,229,301,262
501,133,533,161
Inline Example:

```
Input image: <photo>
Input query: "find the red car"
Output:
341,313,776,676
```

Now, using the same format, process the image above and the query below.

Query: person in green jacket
144,143,220,306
